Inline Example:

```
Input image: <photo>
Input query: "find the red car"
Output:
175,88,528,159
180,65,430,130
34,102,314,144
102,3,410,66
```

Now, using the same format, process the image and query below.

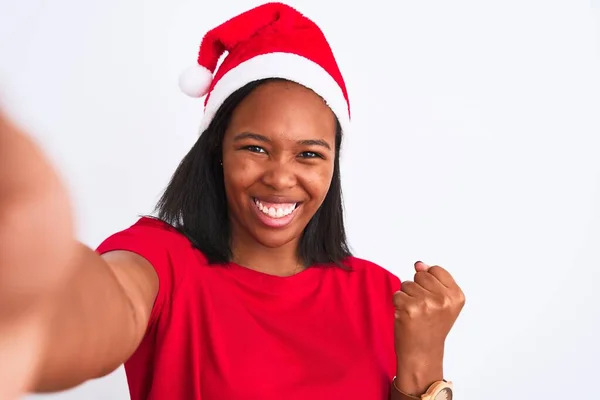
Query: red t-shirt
97,217,401,400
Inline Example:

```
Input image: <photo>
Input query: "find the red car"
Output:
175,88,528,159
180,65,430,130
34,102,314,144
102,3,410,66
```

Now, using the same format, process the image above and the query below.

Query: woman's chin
250,228,300,249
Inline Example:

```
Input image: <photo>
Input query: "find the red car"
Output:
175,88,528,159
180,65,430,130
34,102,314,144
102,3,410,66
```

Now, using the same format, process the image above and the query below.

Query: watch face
434,387,453,400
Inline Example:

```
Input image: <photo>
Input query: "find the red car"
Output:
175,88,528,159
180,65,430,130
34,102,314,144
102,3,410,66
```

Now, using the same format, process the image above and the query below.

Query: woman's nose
260,160,297,191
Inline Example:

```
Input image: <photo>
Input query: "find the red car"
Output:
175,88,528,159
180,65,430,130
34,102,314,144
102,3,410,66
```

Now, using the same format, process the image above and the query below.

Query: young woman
0,3,465,400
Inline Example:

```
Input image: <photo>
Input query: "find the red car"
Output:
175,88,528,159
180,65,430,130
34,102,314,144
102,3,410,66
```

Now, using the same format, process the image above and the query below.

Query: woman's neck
230,233,305,277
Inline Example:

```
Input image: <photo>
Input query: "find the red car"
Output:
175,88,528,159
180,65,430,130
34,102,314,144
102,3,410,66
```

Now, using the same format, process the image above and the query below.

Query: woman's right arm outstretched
0,110,159,398
31,246,159,392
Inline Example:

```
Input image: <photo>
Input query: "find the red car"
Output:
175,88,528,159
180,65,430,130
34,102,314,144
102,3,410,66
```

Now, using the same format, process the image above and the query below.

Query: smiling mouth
253,197,300,219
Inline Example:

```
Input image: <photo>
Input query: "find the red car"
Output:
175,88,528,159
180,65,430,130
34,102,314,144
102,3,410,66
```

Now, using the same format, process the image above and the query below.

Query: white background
1,0,599,399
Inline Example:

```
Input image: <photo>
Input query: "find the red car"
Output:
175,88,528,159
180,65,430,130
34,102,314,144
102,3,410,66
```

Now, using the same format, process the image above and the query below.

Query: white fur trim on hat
198,52,350,134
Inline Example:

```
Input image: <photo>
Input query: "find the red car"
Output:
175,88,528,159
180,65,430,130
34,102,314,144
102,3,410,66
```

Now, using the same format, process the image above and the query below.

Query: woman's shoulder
343,256,401,286
97,216,207,264
125,216,184,236
344,255,395,273
101,216,193,245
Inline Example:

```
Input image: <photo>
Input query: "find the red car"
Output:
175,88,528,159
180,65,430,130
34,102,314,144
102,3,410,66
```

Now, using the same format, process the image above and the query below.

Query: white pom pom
179,64,213,98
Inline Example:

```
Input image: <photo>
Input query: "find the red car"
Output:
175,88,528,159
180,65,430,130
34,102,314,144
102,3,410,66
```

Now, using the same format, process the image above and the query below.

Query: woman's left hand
392,261,465,395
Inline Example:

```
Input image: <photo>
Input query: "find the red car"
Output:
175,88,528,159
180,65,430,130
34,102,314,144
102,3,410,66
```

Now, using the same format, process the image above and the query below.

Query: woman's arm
31,247,159,392
390,356,444,400
0,110,158,396
390,261,465,400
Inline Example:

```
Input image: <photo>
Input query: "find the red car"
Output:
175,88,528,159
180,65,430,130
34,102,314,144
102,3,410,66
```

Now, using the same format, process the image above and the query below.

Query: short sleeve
96,217,187,326
380,265,401,296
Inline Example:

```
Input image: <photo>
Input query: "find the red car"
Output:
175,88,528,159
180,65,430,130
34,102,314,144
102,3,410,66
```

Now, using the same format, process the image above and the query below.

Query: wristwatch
392,378,454,400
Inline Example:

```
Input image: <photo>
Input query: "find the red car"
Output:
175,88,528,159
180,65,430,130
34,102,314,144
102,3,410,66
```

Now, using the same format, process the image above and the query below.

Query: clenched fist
392,261,465,396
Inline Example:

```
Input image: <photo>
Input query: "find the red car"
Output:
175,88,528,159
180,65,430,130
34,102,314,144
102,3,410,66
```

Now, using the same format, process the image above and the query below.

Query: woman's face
222,80,337,250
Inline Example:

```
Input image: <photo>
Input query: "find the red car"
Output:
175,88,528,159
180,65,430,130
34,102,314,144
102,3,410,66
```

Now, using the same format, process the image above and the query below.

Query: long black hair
154,78,352,267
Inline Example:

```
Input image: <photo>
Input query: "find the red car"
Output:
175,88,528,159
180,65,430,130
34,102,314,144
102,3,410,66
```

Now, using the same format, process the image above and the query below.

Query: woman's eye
299,151,323,159
244,145,266,153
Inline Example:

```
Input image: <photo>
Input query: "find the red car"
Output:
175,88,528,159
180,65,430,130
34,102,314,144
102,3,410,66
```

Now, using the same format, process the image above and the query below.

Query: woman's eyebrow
232,132,270,143
297,139,331,150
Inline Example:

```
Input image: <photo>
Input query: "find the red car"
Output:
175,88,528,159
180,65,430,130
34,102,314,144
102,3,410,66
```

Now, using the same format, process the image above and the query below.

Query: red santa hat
178,2,351,134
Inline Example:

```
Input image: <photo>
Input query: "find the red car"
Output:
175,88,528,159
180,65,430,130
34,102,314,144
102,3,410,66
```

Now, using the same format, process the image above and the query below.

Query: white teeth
254,198,297,219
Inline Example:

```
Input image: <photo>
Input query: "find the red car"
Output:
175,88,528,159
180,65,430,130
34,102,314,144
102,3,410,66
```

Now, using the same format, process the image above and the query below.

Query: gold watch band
392,378,421,400
392,377,454,400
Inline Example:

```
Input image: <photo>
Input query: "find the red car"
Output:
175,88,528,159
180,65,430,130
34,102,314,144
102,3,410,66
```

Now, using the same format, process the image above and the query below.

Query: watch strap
391,378,421,399
392,377,454,400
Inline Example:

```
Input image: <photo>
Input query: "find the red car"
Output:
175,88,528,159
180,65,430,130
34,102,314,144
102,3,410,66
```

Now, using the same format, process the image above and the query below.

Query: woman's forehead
226,81,336,140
